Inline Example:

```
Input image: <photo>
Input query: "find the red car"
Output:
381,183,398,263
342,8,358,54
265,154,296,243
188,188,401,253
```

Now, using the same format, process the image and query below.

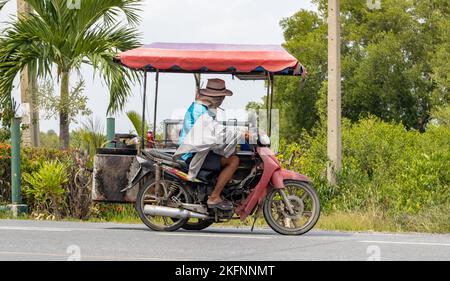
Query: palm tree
0,0,142,149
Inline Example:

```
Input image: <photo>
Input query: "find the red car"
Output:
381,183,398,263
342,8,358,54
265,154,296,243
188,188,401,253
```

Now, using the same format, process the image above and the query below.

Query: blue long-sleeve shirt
178,102,210,161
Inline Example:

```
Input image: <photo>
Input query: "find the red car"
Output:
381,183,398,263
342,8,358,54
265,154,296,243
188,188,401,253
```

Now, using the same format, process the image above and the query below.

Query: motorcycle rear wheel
263,180,320,235
136,179,190,232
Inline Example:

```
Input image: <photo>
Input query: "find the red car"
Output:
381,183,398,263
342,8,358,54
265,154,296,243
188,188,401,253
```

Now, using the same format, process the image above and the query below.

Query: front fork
278,187,295,215
250,185,294,231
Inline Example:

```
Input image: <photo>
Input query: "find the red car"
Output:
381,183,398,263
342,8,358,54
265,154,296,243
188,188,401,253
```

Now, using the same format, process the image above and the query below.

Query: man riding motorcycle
174,78,248,211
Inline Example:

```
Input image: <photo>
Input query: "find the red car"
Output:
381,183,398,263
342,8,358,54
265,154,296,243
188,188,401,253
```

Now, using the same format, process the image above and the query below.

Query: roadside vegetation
0,0,448,233
1,116,448,233
277,116,450,233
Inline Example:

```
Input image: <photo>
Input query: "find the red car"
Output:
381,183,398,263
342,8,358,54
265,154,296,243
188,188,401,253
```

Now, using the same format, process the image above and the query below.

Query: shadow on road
103,225,353,237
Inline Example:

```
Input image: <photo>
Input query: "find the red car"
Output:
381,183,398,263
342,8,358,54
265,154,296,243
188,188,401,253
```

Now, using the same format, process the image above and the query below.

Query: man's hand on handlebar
244,131,251,142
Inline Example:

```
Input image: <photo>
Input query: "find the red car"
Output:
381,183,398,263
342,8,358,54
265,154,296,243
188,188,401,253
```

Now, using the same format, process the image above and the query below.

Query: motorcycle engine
222,186,248,202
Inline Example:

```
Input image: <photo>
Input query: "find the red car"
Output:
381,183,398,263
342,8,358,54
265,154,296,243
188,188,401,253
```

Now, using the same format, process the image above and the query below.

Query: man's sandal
207,200,233,211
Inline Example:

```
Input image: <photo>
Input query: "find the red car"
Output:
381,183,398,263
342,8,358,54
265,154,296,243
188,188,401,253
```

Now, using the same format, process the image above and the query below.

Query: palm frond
126,110,148,137
0,15,55,107
56,0,144,40
78,116,106,156
0,0,9,10
98,0,144,27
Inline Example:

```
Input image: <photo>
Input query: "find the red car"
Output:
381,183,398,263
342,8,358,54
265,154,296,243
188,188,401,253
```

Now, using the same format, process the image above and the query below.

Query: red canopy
116,42,304,76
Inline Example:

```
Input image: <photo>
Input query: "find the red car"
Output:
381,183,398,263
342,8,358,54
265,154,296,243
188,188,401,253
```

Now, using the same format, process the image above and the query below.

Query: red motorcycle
132,133,320,236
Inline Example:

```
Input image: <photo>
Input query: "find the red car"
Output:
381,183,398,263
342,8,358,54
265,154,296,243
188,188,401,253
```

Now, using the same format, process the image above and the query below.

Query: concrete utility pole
327,0,342,184
17,0,40,147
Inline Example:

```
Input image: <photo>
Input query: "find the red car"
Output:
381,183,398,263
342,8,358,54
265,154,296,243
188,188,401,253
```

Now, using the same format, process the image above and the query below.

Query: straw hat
199,78,233,97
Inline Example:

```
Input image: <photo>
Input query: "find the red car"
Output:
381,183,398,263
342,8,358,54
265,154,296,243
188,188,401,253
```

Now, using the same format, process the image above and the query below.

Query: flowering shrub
0,143,11,201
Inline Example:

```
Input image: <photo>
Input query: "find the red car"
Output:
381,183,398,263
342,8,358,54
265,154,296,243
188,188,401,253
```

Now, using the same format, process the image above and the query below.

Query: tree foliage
40,129,59,149
0,0,143,148
37,79,92,123
262,0,449,140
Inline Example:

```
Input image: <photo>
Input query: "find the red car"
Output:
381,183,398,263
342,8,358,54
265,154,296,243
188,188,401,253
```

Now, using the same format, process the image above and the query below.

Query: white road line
0,226,99,232
0,250,188,261
155,232,272,239
359,240,450,247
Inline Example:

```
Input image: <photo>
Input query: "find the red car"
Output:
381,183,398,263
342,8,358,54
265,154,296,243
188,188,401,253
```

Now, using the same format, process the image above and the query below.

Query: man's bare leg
207,155,239,204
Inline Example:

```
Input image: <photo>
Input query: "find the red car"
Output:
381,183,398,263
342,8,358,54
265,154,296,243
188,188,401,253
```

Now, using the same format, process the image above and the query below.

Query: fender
120,167,152,192
120,156,154,192
271,169,311,189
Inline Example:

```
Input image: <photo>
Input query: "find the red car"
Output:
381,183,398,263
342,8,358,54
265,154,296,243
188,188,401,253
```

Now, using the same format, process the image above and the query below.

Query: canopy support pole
194,73,201,98
266,73,274,137
269,73,274,137
153,70,160,140
141,70,148,149
266,73,270,135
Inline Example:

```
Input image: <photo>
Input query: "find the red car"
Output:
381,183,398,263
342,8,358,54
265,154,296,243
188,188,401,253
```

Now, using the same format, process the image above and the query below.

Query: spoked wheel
136,179,191,231
182,218,214,231
263,180,320,235
74,168,92,189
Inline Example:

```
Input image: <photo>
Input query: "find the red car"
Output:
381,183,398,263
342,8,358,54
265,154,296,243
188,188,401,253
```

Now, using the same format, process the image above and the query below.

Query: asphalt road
0,219,449,261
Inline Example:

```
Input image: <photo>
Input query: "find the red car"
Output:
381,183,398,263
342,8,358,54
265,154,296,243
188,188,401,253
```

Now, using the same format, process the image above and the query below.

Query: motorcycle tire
263,180,320,236
136,179,191,232
181,219,214,231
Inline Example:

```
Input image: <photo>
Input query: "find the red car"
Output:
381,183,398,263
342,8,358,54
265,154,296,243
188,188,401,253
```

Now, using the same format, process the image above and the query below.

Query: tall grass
71,116,106,161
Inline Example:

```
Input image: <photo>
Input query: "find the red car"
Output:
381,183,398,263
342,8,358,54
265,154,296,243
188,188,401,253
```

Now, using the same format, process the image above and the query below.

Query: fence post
8,117,28,217
106,117,115,148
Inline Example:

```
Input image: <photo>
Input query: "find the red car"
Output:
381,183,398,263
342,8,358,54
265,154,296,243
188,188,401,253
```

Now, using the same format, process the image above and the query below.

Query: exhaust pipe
143,205,210,220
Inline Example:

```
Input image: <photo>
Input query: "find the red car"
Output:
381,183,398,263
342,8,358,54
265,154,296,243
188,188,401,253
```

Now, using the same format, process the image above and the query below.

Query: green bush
0,145,91,219
23,160,68,217
0,143,11,202
279,116,450,216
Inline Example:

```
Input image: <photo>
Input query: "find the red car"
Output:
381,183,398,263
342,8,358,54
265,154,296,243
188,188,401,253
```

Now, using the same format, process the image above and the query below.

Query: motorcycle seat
144,149,217,183
144,149,188,170
145,149,173,161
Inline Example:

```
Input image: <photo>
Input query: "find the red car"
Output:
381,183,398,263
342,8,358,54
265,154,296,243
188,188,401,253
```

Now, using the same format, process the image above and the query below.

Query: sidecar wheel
182,219,214,231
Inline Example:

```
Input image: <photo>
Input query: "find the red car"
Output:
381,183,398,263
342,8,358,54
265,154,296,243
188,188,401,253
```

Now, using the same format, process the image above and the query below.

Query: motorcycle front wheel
263,180,320,235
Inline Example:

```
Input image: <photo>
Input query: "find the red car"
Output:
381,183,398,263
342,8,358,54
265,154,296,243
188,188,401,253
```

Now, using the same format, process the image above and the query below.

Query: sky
0,0,315,135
